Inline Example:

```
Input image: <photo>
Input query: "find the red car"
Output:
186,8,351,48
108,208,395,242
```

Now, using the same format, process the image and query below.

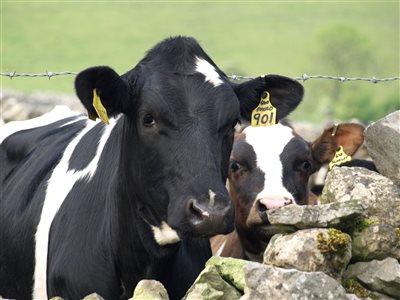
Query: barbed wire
1,71,399,83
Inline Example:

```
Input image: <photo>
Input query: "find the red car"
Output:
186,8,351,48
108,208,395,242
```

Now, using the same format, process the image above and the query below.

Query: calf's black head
74,36,304,240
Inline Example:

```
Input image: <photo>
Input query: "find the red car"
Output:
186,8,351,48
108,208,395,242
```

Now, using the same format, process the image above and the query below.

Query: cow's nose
186,197,234,236
257,195,293,212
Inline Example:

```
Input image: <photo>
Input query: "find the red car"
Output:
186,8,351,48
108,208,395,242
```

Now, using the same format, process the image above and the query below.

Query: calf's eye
143,114,155,127
301,160,312,172
230,161,241,172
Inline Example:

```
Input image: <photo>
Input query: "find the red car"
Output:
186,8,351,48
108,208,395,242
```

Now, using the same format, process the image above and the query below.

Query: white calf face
228,123,315,228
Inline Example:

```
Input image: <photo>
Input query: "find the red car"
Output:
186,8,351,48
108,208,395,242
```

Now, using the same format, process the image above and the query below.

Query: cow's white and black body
0,36,304,300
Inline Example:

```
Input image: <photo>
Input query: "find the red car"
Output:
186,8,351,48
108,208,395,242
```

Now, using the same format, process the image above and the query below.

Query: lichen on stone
342,278,378,300
317,228,349,255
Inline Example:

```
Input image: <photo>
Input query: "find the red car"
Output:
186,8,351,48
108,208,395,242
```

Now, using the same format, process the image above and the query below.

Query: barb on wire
230,74,400,83
1,71,79,79
1,71,399,83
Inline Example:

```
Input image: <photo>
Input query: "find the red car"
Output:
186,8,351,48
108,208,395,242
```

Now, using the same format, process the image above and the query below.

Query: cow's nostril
188,199,209,222
257,201,267,213
284,197,293,205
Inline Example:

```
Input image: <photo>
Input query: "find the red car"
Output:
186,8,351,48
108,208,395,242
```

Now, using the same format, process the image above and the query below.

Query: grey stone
263,228,352,279
266,200,366,231
130,280,169,300
345,294,361,300
82,294,105,300
242,262,348,300
352,223,400,261
205,256,246,292
343,257,400,298
0,89,84,123
364,111,400,185
320,167,400,227
183,264,242,300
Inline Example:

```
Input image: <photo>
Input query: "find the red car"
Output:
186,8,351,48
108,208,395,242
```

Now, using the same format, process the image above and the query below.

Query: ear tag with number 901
328,146,352,170
92,88,109,125
251,92,277,127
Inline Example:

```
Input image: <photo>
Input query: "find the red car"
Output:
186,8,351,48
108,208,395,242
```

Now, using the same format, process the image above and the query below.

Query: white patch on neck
244,124,295,200
214,240,227,257
194,56,223,87
0,105,83,144
151,221,181,246
32,117,119,300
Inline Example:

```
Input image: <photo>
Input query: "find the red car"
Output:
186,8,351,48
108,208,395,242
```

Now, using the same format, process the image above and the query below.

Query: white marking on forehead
209,189,216,207
32,117,119,299
194,56,223,87
243,124,295,199
0,105,82,143
151,221,181,246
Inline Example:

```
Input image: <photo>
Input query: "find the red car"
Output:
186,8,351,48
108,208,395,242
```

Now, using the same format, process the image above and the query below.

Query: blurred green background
2,0,399,123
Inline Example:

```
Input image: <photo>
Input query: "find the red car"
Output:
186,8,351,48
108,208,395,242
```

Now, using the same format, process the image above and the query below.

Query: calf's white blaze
243,124,295,200
32,118,119,299
194,56,223,87
0,105,82,144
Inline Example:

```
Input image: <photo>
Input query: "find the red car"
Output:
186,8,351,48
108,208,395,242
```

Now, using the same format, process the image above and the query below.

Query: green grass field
2,0,399,123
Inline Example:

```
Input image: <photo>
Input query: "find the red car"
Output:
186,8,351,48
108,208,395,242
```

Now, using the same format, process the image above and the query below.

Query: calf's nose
257,195,293,212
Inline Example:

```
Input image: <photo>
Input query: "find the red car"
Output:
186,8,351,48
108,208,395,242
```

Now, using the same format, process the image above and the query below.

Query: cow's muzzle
185,194,234,237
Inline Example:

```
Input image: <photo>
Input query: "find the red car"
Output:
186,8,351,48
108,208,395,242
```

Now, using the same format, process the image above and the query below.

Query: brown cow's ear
233,75,304,122
311,123,365,166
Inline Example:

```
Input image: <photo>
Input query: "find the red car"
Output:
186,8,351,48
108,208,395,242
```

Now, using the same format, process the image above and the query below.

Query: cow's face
228,122,364,253
126,62,241,238
74,37,304,239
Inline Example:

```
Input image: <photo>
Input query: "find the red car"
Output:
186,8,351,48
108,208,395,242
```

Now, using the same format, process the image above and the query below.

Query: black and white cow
211,122,365,261
0,36,303,300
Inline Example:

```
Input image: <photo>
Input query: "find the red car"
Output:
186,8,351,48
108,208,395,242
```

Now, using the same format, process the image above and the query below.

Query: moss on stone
342,278,378,300
396,227,400,240
206,256,246,293
353,218,381,233
317,228,349,255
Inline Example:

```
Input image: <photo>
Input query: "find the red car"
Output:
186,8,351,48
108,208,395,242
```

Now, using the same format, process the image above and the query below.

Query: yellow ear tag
328,146,352,170
251,92,277,127
92,89,109,125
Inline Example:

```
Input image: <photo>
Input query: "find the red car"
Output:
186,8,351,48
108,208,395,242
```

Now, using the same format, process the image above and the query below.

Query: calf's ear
311,123,365,166
233,75,304,122
75,66,133,120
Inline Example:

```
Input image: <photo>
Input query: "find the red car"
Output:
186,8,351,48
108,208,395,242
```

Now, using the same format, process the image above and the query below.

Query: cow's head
229,122,364,256
74,36,304,240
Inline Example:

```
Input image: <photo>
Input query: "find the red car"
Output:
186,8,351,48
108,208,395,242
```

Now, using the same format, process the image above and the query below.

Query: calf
211,122,365,261
0,36,304,300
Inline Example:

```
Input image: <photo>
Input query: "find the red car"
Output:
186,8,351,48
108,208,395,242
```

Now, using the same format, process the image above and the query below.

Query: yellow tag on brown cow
328,146,352,170
92,89,109,125
251,92,277,127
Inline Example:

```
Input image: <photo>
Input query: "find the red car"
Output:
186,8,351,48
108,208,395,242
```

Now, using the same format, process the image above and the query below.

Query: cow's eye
300,160,312,173
230,161,241,172
143,114,155,127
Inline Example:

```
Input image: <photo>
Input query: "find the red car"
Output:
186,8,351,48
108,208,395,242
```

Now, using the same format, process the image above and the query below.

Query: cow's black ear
75,66,132,119
233,75,304,122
